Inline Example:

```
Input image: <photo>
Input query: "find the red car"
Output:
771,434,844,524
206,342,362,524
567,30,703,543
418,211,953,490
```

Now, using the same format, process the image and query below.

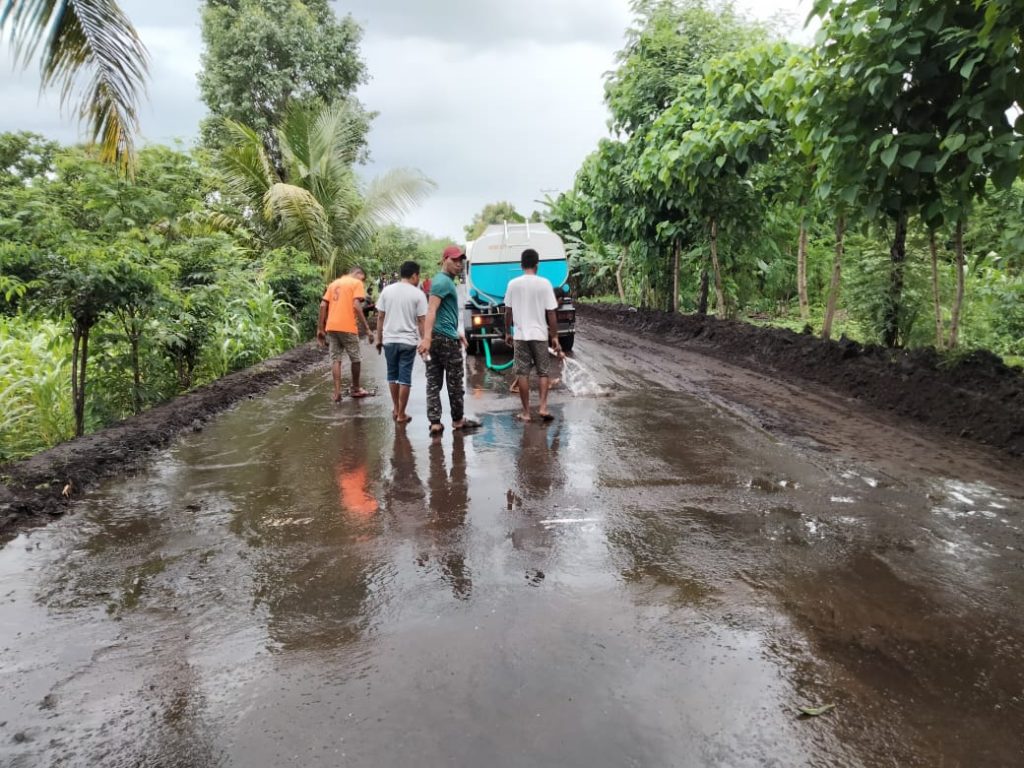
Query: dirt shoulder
0,344,325,536
580,304,1024,457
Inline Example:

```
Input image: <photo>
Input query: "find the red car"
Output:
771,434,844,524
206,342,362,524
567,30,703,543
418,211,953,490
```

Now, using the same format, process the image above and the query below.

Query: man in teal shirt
418,245,481,435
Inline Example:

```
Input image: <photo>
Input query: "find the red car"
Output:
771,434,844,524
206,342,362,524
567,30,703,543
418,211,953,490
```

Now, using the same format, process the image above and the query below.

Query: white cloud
356,34,617,235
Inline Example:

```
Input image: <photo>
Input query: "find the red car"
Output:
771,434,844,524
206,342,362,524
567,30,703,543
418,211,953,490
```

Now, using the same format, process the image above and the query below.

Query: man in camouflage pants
418,245,482,436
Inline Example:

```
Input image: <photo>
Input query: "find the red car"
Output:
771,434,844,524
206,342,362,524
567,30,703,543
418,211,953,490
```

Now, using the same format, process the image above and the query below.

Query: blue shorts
384,343,417,386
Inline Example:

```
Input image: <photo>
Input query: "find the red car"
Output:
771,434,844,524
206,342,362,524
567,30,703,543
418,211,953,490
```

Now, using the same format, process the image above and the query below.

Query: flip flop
350,388,374,399
429,424,444,437
539,413,556,422
454,418,482,431
396,415,412,424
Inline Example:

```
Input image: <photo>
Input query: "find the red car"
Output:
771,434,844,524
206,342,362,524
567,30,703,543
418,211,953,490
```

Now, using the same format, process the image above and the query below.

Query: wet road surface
2,327,1023,767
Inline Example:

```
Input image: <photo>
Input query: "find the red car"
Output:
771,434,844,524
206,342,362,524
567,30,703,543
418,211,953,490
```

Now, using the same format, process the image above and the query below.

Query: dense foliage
547,0,1024,362
0,136,310,453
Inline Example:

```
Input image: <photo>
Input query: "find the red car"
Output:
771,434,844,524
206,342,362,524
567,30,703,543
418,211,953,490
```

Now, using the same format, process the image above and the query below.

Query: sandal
453,418,482,431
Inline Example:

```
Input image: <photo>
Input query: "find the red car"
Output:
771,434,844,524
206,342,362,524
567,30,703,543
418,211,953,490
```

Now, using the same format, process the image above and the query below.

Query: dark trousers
426,336,464,424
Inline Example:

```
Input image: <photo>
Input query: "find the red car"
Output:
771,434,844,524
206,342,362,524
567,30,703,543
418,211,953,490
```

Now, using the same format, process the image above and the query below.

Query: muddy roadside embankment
580,304,1024,457
0,343,325,536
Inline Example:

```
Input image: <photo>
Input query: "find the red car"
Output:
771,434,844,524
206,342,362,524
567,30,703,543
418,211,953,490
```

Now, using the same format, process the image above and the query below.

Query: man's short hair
521,248,539,269
350,266,366,278
399,260,420,279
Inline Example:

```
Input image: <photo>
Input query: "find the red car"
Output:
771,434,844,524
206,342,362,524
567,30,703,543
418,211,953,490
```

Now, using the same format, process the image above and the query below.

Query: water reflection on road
1,339,1023,767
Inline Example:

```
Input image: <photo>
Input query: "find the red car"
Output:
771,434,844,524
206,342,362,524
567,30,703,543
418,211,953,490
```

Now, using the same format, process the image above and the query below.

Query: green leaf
880,144,899,169
991,161,1020,190
899,150,922,170
798,704,836,717
715,155,728,169
943,134,966,152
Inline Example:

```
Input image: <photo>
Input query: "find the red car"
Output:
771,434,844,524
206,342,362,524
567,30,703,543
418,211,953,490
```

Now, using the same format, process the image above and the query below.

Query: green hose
482,338,514,371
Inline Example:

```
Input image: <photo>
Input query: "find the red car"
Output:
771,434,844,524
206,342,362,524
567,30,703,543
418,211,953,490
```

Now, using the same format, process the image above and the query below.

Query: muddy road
2,321,1023,767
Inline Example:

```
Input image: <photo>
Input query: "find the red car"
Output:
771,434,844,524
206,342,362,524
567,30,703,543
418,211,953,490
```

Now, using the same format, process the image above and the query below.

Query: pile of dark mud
582,304,1024,457
0,344,324,533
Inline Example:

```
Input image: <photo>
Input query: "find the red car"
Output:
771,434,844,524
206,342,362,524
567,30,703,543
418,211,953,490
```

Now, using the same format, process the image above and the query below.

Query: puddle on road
2,343,1023,767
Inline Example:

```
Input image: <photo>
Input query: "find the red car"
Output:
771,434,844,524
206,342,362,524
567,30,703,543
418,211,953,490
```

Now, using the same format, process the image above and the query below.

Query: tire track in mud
580,304,1024,458
580,310,1024,491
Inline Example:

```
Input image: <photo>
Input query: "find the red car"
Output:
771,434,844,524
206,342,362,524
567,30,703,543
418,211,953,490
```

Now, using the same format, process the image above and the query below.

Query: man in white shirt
375,260,428,423
504,248,562,423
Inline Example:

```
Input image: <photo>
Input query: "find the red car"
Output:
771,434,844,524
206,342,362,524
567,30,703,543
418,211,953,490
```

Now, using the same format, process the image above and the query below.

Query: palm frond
279,101,365,210
343,168,436,253
313,100,365,169
278,102,314,182
263,182,333,266
2,0,149,172
218,118,276,201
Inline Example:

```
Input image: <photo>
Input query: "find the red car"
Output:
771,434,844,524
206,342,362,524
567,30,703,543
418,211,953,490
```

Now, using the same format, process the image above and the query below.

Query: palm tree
218,101,436,277
1,0,149,171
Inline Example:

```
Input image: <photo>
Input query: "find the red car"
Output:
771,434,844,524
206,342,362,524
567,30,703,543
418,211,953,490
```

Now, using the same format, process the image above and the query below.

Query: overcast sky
1,0,809,238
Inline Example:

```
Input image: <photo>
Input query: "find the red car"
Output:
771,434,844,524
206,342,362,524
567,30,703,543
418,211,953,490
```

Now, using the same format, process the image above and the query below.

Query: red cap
442,245,465,261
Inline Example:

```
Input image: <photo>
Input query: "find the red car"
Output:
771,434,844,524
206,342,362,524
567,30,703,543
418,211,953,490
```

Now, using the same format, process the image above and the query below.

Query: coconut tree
218,101,435,277
1,0,149,171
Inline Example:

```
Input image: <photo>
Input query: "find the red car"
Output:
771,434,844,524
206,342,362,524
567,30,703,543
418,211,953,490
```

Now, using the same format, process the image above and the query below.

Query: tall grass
0,318,75,461
201,282,298,379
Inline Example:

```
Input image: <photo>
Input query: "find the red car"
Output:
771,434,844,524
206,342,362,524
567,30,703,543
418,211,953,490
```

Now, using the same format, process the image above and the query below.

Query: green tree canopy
199,0,370,168
604,0,765,136
464,201,526,240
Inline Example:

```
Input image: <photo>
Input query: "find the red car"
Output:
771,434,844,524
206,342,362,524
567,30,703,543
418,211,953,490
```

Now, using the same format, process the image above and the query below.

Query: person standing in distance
375,260,428,424
504,248,561,422
417,245,481,436
317,266,374,402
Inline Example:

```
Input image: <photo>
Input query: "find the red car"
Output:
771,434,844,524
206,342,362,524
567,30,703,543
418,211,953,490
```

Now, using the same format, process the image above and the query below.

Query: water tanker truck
463,222,576,355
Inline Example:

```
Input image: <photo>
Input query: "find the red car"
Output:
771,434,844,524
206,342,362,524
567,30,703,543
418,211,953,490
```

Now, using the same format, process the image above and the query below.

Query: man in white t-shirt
375,260,429,423
504,248,562,423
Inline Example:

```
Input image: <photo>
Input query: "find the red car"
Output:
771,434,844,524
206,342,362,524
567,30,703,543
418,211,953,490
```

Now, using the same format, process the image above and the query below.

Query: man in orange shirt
317,266,374,402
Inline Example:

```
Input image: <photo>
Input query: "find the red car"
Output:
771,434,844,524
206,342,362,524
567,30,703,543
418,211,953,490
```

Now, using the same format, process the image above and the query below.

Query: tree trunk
72,324,90,438
616,246,626,303
672,239,681,313
948,218,966,348
822,214,845,341
121,312,144,415
71,326,83,438
797,216,810,322
929,230,944,350
130,332,142,415
697,270,709,315
710,218,725,316
883,210,909,347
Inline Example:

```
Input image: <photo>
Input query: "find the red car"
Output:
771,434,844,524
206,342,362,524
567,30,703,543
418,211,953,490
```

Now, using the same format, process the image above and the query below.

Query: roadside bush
0,318,74,461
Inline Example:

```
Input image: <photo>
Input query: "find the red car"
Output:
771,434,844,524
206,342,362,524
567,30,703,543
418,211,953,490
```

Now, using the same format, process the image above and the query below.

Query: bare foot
396,414,412,424
331,393,342,403
515,412,532,423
